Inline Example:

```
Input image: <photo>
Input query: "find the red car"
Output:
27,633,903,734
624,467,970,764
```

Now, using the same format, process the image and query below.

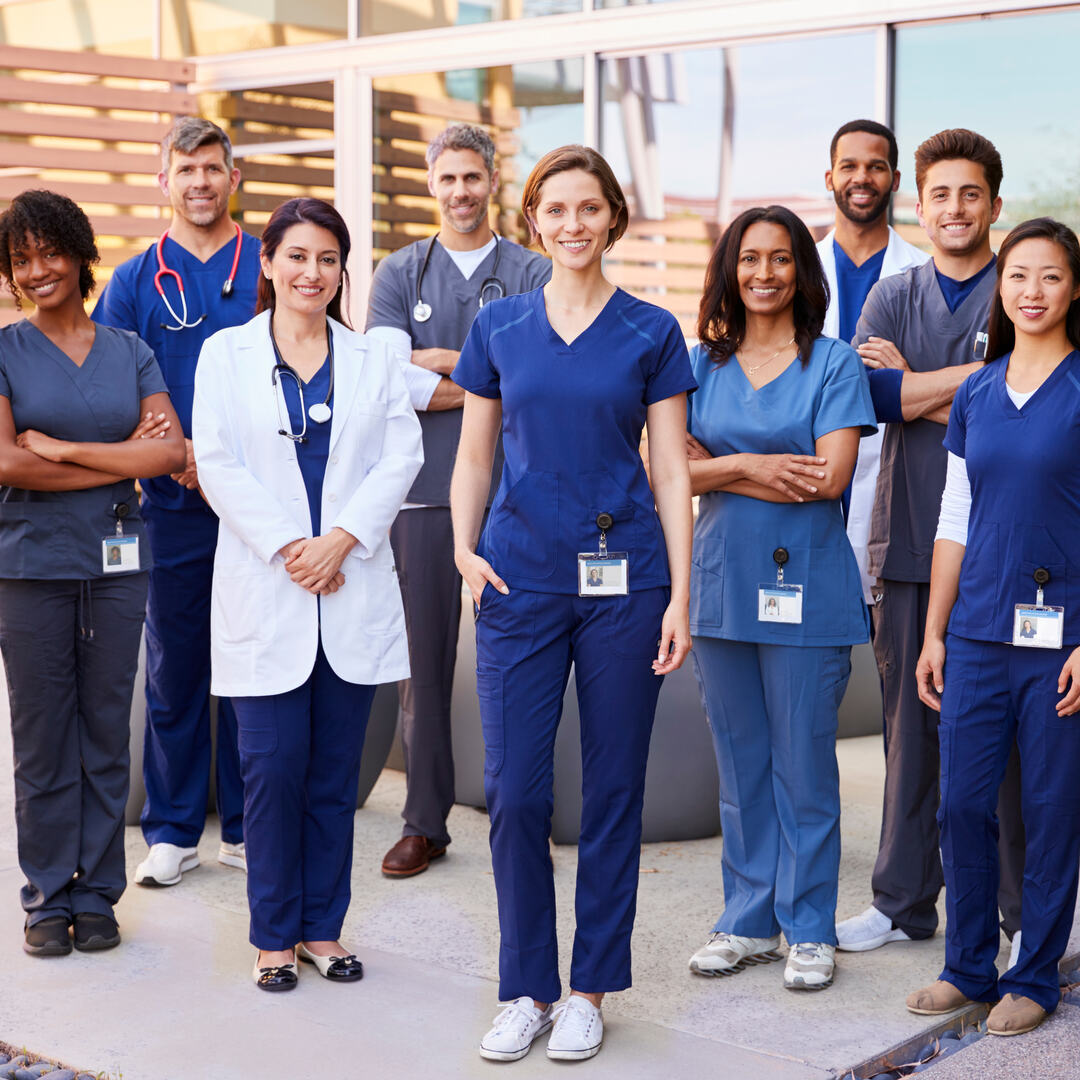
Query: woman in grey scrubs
0,190,185,956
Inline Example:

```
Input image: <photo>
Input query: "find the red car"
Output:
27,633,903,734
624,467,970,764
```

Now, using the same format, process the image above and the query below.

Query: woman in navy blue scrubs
909,218,1080,1036
685,206,875,992
192,198,422,993
451,146,695,1062
0,190,184,955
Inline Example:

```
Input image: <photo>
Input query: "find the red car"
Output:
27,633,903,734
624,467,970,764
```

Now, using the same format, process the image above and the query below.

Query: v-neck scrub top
280,357,333,537
943,351,1080,645
452,286,696,594
0,321,168,579
688,336,876,645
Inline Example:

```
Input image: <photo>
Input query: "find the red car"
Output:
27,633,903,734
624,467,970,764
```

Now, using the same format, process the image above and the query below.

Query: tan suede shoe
987,993,1048,1036
905,980,975,1015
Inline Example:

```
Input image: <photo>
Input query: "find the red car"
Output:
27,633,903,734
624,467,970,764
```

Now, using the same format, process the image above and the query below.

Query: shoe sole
479,1020,552,1061
381,847,447,879
690,949,783,976
784,975,833,991
907,1002,970,1016
135,854,200,887
218,854,247,871
73,932,121,953
255,980,297,993
988,1019,1045,1036
836,931,913,953
548,1043,602,1061
23,939,72,957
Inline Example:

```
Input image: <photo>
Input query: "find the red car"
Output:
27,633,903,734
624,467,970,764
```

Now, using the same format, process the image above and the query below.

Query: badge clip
1013,566,1063,648
759,546,803,623
578,511,629,596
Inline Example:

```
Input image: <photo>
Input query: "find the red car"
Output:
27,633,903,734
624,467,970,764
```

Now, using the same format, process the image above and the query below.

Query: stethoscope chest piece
308,402,332,424
413,301,432,323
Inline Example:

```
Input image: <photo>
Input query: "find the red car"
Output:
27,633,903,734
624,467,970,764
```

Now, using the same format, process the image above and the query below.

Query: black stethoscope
270,320,334,443
155,222,243,331
413,233,505,323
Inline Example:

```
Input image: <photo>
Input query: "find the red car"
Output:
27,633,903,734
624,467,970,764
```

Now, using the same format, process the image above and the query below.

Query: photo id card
1013,604,1064,649
758,583,803,624
102,535,140,574
578,552,629,597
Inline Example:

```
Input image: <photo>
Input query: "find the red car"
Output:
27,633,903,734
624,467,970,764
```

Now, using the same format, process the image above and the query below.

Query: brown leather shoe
905,980,975,1015
987,993,1048,1036
381,835,447,878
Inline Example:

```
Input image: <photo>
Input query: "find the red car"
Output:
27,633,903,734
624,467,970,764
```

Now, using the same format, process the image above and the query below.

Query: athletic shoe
72,912,121,952
784,942,835,990
547,996,603,1061
218,841,247,871
479,998,552,1062
134,842,200,887
688,931,783,976
835,905,912,952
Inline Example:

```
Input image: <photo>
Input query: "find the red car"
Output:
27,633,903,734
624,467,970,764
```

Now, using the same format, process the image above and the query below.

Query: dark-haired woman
908,218,1080,1036
191,197,422,992
685,206,875,991
0,190,185,955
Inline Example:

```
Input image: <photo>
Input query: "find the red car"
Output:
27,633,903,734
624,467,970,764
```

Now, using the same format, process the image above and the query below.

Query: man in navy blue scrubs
835,128,1024,958
93,117,261,886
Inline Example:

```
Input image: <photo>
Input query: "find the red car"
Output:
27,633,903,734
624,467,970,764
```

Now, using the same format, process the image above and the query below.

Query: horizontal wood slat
626,217,717,240
0,75,195,114
220,96,335,130
0,143,157,173
607,265,707,291
373,202,437,226
374,90,519,129
612,239,714,264
0,45,193,83
87,215,167,239
237,190,335,213
0,177,165,207
238,161,334,187
0,110,172,145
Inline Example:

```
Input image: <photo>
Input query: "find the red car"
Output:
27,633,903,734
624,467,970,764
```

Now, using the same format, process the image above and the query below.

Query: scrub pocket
690,536,725,630
475,670,505,777
811,645,851,736
237,725,277,758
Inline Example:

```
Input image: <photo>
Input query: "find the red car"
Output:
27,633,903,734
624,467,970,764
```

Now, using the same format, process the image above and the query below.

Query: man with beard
366,123,550,879
817,120,927,607
834,129,1024,967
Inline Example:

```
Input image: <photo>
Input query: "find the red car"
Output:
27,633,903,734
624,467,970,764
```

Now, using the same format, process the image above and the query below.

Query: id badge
102,535,140,574
758,583,803,624
578,552,629,597
1013,604,1063,649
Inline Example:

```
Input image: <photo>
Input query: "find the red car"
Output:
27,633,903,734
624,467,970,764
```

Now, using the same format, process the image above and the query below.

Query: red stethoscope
155,222,243,331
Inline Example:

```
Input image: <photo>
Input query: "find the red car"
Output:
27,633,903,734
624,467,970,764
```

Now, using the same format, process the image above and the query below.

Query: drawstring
79,580,95,641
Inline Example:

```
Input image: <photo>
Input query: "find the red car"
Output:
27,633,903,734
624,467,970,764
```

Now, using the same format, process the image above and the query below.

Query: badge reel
578,512,629,597
758,547,803,624
101,502,140,574
1013,567,1064,649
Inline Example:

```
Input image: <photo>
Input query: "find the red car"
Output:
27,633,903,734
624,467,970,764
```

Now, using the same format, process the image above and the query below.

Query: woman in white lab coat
192,197,422,993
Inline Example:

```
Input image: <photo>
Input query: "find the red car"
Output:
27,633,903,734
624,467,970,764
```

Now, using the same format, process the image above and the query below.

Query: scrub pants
141,502,244,847
692,638,850,944
938,635,1080,1014
0,574,147,926
476,585,668,1004
232,643,375,949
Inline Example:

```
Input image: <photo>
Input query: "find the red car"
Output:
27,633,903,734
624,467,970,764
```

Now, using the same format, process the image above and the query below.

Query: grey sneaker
784,942,835,990
689,931,783,976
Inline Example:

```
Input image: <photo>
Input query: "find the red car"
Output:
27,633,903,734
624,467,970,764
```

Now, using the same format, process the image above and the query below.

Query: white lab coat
192,310,424,698
817,226,928,604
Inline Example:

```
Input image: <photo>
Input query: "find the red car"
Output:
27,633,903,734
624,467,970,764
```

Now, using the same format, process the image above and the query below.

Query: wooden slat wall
0,45,193,324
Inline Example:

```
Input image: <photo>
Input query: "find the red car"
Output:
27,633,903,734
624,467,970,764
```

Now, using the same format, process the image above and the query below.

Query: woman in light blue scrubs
451,146,694,1063
908,218,1080,1036
685,206,875,992
0,190,184,956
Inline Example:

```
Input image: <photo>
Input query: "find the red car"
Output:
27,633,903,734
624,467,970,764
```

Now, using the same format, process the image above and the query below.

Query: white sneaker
547,996,603,1061
688,931,783,976
218,841,247,871
835,905,912,952
1008,930,1022,970
134,843,199,887
479,998,552,1062
784,942,835,990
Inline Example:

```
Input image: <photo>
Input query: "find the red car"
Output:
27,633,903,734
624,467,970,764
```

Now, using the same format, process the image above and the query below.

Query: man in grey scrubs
836,128,1024,958
366,123,550,878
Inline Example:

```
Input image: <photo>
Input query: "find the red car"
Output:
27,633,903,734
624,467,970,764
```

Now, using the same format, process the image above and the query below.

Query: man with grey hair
93,116,262,887
367,122,550,878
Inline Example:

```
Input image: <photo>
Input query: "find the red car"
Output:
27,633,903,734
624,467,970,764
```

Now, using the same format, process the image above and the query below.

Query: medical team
0,113,1076,1054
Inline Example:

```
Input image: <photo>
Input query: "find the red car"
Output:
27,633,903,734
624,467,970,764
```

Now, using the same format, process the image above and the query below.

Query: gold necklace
744,336,795,376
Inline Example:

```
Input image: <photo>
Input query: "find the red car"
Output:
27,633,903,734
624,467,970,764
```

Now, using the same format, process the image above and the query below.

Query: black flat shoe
297,942,364,981
73,913,121,952
253,958,298,992
23,916,71,957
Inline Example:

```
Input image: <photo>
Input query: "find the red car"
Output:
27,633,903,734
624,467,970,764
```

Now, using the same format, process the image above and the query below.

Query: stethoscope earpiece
414,232,505,322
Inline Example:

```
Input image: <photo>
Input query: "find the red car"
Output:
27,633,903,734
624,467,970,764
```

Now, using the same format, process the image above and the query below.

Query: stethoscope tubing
155,222,243,331
269,319,335,443
413,232,505,322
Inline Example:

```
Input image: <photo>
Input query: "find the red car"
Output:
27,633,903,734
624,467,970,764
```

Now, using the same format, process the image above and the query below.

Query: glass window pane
895,9,1080,243
372,61,583,261
360,1,582,37
601,34,876,334
0,0,153,54
164,1,347,57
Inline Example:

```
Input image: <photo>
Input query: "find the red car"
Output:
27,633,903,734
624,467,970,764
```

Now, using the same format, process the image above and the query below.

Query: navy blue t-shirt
280,357,332,537
834,239,886,345
935,256,996,315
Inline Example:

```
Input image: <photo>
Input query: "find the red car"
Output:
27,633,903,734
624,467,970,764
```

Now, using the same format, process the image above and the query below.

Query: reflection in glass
163,0,347,57
600,36,874,334
360,0,583,37
372,62,583,262
0,0,153,54
895,9,1080,242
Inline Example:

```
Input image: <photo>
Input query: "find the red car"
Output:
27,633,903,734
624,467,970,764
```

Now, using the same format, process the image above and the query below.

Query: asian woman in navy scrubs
0,190,184,955
909,218,1080,1036
685,206,875,992
451,146,694,1062
192,198,422,992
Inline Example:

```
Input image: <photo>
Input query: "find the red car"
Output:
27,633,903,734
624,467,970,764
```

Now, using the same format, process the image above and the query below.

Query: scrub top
0,321,168,579
452,286,696,594
279,357,332,537
944,351,1080,646
834,240,885,345
92,230,261,512
688,336,876,645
